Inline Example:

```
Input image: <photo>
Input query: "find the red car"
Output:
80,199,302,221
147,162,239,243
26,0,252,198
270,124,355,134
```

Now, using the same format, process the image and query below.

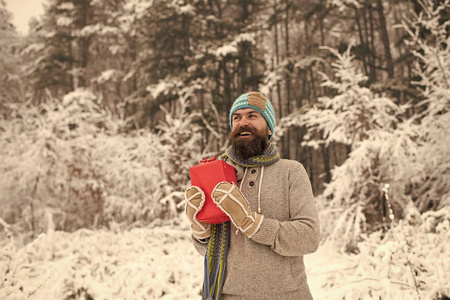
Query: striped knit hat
229,92,276,140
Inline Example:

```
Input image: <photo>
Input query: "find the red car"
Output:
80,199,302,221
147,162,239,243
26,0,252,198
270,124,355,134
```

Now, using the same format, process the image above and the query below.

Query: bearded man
185,92,320,300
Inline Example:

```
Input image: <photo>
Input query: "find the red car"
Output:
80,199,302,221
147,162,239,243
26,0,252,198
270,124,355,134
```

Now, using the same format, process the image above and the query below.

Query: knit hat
229,92,276,140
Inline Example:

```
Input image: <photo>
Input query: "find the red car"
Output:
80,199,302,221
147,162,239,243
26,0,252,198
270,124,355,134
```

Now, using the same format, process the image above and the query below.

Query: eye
233,115,241,121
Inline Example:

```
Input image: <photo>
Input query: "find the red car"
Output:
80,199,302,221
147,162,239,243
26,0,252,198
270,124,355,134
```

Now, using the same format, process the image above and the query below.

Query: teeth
240,132,251,136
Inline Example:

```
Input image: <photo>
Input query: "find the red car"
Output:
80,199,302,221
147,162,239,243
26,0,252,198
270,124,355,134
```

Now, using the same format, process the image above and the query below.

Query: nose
239,116,250,126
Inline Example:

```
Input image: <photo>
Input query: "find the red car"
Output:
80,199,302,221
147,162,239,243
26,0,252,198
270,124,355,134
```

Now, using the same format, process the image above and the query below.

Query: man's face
229,108,272,159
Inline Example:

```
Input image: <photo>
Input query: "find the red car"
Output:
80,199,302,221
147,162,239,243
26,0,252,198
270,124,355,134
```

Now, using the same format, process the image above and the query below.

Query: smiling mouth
239,132,252,137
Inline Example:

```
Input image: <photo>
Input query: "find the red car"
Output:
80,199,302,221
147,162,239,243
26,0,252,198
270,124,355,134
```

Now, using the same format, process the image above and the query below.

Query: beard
229,125,269,160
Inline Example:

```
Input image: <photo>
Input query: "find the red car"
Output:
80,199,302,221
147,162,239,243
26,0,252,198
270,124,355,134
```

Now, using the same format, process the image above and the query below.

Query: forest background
0,0,449,299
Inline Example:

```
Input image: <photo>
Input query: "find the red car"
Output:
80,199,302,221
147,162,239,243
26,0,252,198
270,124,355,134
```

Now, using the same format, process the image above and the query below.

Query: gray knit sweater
193,159,320,299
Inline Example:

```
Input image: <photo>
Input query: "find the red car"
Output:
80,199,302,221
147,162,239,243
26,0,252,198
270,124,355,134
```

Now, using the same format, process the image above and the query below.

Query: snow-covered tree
398,0,450,213
100,91,203,224
299,44,400,148
281,45,408,251
0,89,119,235
0,88,202,236
279,0,450,250
155,91,204,218
0,0,24,105
312,207,450,299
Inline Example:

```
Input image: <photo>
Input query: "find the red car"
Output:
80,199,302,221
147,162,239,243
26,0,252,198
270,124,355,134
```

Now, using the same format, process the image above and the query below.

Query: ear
268,128,272,136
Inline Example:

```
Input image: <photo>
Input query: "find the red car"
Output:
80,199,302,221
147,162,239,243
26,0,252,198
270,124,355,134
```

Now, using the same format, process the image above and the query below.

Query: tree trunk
284,0,291,158
221,60,232,116
273,0,283,119
353,6,369,76
78,0,91,87
368,4,377,82
361,3,376,81
321,143,331,183
376,0,394,78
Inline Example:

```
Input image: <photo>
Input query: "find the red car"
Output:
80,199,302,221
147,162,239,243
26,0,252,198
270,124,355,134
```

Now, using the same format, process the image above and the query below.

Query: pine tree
0,0,24,106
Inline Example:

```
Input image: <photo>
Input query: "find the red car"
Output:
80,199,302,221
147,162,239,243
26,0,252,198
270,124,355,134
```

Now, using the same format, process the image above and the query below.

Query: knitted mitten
211,182,263,238
185,186,211,240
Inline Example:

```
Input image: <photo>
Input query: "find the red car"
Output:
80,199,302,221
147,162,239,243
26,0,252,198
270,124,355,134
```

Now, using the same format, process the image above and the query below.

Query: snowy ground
305,249,334,299
305,247,361,300
1,216,448,299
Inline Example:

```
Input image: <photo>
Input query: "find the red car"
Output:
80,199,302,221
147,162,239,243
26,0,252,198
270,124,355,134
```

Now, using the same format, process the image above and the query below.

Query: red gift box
189,159,236,224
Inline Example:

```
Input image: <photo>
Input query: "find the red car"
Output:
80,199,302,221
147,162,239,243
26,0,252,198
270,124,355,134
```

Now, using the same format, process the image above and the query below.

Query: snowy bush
0,219,204,300
318,123,427,251
0,88,202,236
1,211,448,300
156,94,204,216
312,207,450,300
0,89,115,235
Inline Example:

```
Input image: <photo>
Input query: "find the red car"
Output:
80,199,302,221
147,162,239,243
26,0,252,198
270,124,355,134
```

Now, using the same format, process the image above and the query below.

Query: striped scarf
203,222,230,300
221,143,280,168
203,144,280,299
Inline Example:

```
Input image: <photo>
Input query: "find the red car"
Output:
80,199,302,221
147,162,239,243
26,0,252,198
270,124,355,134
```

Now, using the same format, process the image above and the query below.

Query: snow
62,89,98,107
327,0,362,10
1,85,448,299
94,69,122,84
21,43,45,55
305,215,450,299
57,2,75,11
213,33,255,58
215,44,238,57
329,23,343,39
234,33,255,44
1,213,448,299
0,219,203,299
147,79,186,99
123,0,154,19
176,4,195,16
78,24,121,37
1,1,449,298
56,16,73,27
149,81,171,99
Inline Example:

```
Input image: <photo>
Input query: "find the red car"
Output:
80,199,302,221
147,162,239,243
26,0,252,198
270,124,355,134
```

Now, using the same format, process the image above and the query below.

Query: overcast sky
5,0,45,35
